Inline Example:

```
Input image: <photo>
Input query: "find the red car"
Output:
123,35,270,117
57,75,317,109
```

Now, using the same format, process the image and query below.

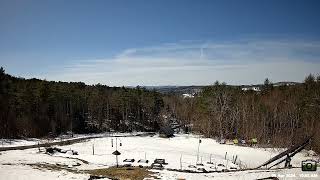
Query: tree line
164,75,320,153
0,67,163,138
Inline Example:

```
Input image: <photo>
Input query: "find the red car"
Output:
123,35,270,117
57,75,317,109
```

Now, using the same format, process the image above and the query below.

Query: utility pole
92,143,95,155
180,154,182,170
196,139,201,163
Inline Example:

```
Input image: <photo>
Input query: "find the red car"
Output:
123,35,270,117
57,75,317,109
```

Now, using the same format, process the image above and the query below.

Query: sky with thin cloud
46,39,320,86
1,0,320,86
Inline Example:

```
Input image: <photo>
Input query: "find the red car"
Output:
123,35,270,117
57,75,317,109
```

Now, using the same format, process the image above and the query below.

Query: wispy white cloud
42,38,320,86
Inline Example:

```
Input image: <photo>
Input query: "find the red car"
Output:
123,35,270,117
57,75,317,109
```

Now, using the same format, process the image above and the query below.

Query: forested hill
0,67,164,138
162,76,320,153
1,67,320,153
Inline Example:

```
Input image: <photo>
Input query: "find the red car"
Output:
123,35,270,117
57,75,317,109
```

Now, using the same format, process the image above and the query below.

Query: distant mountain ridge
144,85,204,94
142,81,301,94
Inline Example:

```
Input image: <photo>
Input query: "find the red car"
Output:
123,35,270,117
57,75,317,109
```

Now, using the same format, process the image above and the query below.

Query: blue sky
1,0,320,86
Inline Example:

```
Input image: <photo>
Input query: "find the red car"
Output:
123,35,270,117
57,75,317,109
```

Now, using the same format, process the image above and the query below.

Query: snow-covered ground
0,164,89,180
0,134,98,148
0,133,319,180
0,132,146,148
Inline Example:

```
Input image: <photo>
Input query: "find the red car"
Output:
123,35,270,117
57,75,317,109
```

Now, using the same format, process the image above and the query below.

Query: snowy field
0,133,319,180
0,132,145,148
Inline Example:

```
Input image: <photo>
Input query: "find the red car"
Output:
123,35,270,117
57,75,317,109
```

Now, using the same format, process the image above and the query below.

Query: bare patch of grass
12,162,158,180
87,166,158,180
28,163,77,173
